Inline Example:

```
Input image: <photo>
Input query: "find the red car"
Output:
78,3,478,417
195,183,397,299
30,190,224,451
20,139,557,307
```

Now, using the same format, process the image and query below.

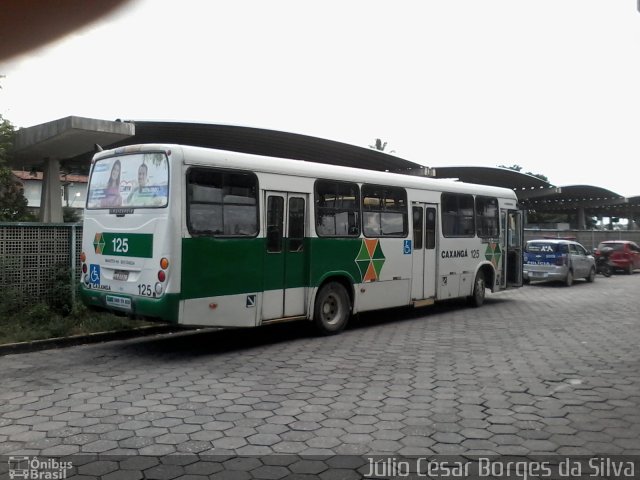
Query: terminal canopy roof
429,166,557,199
12,117,639,220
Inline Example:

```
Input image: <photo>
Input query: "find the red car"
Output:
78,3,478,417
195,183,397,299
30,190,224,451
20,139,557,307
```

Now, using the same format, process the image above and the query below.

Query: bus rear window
87,153,169,209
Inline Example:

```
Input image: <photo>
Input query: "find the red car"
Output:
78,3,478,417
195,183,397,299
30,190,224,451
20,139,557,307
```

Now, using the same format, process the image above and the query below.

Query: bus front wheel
469,272,486,308
313,282,350,335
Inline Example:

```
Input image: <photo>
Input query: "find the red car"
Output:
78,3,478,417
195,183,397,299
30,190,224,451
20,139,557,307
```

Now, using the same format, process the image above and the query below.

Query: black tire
586,267,595,283
602,264,612,277
469,272,486,308
565,269,574,287
313,282,350,335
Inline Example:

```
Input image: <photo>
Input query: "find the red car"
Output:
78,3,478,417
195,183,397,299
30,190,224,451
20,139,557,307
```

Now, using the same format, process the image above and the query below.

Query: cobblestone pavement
1,274,639,477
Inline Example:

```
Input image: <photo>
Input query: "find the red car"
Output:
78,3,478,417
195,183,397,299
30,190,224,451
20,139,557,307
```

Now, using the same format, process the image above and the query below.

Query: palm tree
369,138,395,154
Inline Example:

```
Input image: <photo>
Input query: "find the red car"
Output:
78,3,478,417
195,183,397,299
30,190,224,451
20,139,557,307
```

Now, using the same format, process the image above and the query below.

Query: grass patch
0,262,153,345
0,301,153,345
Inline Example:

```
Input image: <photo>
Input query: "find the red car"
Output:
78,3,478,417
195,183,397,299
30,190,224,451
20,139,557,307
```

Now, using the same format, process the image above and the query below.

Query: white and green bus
80,144,523,334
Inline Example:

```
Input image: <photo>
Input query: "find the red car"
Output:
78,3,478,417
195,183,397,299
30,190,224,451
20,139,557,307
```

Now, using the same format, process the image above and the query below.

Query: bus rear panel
80,147,181,323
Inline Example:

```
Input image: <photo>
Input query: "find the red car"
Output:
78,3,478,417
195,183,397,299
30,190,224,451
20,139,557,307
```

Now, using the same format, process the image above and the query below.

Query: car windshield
87,152,169,209
525,242,566,253
598,243,624,251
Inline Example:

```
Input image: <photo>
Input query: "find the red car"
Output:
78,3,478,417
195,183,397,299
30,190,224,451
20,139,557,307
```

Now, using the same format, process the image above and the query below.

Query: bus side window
441,193,474,237
412,207,423,250
476,196,499,238
425,207,436,249
187,168,258,237
288,197,305,252
362,184,407,237
314,180,360,237
267,196,284,253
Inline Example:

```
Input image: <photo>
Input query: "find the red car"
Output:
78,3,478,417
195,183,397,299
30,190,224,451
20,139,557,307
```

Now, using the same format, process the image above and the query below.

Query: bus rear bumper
79,287,180,324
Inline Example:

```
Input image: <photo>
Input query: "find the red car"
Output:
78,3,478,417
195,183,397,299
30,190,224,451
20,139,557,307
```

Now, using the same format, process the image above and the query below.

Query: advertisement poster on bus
87,152,168,209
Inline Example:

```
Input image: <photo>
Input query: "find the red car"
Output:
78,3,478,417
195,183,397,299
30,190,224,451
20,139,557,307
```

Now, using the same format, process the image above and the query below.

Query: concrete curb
0,325,182,356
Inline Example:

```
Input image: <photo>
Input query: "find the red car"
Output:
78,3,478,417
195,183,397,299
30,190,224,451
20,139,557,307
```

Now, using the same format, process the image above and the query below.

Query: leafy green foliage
0,114,14,163
0,114,32,221
0,167,31,221
63,206,81,223
369,138,395,154
0,301,151,344
0,258,151,344
47,263,74,316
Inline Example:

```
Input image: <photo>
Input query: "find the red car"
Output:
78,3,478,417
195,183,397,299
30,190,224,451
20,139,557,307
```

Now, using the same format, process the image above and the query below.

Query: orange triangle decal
365,239,377,258
363,261,377,282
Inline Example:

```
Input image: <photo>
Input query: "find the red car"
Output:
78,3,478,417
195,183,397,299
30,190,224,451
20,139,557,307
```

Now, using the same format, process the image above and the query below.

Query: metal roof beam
516,187,563,200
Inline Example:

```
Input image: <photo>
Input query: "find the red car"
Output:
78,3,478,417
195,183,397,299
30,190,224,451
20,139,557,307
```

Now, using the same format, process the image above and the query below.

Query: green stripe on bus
180,237,363,299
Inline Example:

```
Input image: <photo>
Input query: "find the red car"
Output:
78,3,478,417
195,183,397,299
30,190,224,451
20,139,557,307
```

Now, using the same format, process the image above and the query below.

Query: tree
0,114,32,221
369,138,395,154
499,163,549,183
499,164,558,225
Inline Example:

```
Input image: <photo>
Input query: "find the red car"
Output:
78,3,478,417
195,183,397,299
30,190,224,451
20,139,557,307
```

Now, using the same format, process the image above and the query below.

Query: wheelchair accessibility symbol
89,264,101,285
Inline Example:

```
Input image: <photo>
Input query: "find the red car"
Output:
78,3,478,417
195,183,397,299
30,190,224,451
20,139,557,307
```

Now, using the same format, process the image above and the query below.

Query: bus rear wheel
469,272,486,308
313,282,350,335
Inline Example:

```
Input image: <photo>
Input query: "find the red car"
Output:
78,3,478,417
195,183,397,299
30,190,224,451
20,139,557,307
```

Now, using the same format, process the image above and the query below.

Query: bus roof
95,143,519,201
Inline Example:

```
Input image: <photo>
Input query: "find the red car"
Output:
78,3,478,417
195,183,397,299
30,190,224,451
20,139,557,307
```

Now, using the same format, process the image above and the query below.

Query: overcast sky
1,0,639,196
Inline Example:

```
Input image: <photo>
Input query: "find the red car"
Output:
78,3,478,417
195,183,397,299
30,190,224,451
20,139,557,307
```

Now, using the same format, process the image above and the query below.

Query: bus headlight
155,282,163,295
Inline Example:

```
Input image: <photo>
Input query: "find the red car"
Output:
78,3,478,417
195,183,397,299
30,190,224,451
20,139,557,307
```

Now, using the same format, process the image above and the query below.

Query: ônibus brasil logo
8,456,73,479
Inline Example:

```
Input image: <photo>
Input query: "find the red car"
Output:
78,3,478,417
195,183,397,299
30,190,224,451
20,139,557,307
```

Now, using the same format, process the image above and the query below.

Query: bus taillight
160,257,169,270
158,270,166,282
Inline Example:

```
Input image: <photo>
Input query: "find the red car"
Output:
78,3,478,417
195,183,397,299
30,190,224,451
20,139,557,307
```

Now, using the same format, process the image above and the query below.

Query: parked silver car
523,239,596,286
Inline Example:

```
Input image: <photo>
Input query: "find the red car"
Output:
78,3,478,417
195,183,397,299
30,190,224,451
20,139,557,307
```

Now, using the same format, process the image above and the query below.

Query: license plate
113,270,129,281
106,295,132,310
531,271,545,277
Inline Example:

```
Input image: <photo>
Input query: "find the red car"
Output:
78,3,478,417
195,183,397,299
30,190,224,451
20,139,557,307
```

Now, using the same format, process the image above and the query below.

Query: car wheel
469,272,486,308
313,282,350,335
565,269,573,287
586,267,595,283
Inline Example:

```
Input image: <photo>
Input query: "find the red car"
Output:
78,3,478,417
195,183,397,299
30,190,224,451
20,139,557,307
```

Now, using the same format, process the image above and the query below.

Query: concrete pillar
39,158,63,223
577,207,586,230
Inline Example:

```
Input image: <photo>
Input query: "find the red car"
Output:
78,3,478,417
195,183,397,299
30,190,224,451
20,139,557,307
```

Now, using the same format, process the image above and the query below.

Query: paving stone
183,462,224,476
272,441,308,453
80,439,119,452
103,470,144,480
290,460,329,475
119,456,160,471
78,461,119,476
223,457,262,471
1,277,639,462
142,464,186,480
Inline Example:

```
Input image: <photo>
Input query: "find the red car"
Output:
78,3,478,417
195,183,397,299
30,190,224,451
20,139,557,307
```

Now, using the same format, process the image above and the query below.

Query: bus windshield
87,152,169,209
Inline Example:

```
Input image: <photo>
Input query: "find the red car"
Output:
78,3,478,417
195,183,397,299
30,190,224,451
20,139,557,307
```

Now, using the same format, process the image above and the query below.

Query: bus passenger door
411,203,438,303
502,209,523,288
263,192,308,320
